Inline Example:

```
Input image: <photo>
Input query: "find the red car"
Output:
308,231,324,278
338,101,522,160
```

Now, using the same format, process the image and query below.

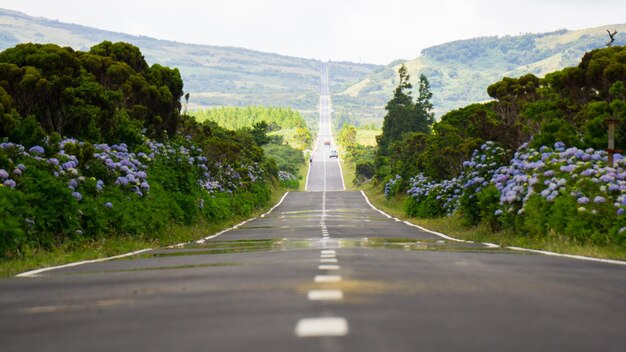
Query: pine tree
376,66,434,156
376,64,414,156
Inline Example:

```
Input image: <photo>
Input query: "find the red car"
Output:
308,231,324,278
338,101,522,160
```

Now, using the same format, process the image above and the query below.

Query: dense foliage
0,136,270,257
0,41,184,144
372,45,626,247
392,141,626,245
0,41,307,259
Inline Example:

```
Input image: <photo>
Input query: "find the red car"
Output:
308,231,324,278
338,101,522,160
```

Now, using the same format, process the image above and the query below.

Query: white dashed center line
320,258,338,263
294,317,348,337
314,275,342,283
318,265,340,270
307,289,343,300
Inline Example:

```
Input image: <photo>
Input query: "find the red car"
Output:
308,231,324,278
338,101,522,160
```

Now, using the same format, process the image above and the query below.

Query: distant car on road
329,150,338,159
324,140,331,147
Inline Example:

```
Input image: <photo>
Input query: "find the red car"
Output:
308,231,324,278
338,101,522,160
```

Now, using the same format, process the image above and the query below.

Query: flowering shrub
458,141,509,225
384,175,402,198
489,142,626,243
399,140,626,245
0,136,270,257
405,173,463,217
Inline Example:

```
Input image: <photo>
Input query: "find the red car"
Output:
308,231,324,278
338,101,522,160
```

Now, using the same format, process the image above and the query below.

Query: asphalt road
307,62,344,192
1,63,626,351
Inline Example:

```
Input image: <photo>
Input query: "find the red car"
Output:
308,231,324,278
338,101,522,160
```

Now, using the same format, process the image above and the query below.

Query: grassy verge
298,161,310,192
338,157,357,191
0,186,290,278
361,182,626,261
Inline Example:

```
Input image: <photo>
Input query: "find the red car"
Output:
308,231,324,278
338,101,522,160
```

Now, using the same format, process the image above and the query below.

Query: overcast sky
1,0,625,64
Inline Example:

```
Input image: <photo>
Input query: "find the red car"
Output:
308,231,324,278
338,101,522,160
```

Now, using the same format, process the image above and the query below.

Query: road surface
1,62,626,352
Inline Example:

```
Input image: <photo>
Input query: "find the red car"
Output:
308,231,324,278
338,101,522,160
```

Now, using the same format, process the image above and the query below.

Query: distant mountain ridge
0,8,380,120
336,24,626,120
2,8,626,125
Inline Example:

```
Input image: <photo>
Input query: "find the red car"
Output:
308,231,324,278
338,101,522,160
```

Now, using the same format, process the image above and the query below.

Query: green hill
0,8,380,122
336,24,626,122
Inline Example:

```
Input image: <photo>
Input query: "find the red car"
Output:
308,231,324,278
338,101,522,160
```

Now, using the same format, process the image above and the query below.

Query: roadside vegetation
0,41,308,275
338,44,626,258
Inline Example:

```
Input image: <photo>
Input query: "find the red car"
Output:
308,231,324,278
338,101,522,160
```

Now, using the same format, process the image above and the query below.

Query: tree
376,64,415,156
376,65,435,180
413,74,435,133
338,124,357,148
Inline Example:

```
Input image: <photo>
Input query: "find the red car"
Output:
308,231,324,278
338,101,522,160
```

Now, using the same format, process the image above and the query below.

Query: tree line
365,45,626,189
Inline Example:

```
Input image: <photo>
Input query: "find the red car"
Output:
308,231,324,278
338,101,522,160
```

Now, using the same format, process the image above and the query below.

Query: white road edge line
17,191,292,278
260,191,290,218
337,157,346,191
507,246,626,266
359,190,393,219
305,136,319,191
16,248,154,278
359,190,626,266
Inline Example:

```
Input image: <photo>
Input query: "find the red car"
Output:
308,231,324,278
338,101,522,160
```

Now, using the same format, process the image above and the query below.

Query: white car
329,150,338,159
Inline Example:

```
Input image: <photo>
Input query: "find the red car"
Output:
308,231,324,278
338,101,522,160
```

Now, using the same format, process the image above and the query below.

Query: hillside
0,8,380,121
336,24,626,122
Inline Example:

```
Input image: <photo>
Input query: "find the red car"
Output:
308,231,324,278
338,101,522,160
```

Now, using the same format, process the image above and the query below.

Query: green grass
339,157,358,191
0,186,290,278
361,182,626,261
298,162,310,192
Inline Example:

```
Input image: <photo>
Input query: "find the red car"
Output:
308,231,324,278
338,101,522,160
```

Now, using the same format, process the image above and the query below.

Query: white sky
1,0,625,64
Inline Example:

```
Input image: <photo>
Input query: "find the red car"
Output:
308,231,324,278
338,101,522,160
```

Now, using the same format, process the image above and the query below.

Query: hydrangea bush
392,140,626,245
0,136,270,257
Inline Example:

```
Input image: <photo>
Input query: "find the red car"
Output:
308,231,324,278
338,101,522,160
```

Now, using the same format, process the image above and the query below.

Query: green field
356,130,380,146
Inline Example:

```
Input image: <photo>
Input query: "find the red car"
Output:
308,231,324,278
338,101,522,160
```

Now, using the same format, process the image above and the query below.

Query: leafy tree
0,41,184,143
338,124,357,148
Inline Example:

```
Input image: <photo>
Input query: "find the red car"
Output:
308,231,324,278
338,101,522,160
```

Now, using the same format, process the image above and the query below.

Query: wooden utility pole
606,118,620,166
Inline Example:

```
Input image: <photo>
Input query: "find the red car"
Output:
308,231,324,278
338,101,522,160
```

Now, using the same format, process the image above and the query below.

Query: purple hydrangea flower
72,191,82,201
0,169,8,179
29,145,45,155
577,197,589,204
104,202,113,208
115,176,129,186
593,196,606,204
3,179,16,188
